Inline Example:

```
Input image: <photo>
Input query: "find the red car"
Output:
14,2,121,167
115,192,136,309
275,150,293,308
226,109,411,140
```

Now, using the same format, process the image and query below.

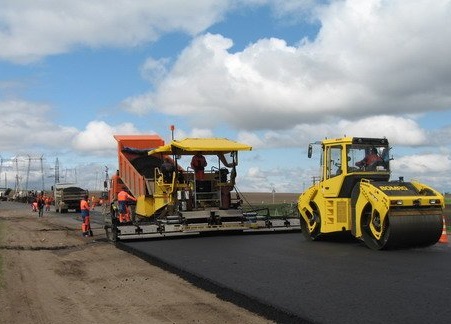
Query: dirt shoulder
0,202,271,324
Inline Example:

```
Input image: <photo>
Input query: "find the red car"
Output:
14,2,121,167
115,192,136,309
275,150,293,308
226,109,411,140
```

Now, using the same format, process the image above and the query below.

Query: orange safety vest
80,199,90,210
118,191,134,201
191,155,207,170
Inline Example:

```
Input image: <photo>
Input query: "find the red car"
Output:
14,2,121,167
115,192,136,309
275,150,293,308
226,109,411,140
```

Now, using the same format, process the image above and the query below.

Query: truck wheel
104,206,119,242
301,206,321,241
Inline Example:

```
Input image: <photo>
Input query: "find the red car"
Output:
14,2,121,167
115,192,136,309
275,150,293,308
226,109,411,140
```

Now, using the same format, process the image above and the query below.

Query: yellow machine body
105,135,301,241
298,137,444,249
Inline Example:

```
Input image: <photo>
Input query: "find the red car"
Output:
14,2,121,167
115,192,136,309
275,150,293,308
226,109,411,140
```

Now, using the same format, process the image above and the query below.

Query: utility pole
25,155,31,193
14,157,20,196
104,166,109,191
0,156,7,188
0,156,3,188
40,155,44,192
54,158,60,184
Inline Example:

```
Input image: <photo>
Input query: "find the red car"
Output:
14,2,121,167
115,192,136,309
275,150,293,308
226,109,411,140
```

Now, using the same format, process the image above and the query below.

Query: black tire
104,205,119,242
104,226,117,242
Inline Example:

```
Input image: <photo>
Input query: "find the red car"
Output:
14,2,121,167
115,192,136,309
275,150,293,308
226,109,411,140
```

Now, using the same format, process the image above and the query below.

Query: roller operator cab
298,137,445,250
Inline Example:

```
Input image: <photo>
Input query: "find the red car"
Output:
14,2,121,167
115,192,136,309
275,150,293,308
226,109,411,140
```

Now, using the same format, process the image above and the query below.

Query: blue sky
1,0,451,194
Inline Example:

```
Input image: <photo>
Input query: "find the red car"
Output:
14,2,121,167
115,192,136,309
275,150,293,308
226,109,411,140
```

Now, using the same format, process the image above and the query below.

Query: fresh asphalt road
29,205,450,323
119,232,451,324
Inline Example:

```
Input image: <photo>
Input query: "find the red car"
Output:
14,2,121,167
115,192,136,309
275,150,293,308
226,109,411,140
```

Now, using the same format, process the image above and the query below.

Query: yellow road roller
298,137,444,250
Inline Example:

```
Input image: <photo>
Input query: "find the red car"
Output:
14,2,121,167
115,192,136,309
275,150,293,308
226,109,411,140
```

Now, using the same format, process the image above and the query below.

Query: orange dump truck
103,135,300,241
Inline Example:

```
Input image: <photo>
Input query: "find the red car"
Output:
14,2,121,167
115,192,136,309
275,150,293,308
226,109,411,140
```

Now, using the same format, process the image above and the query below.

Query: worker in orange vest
80,195,93,237
191,152,207,180
44,196,51,211
117,190,137,223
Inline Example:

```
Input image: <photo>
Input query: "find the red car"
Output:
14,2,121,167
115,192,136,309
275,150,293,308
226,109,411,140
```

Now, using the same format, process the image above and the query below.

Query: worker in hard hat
191,152,207,180
117,190,137,223
80,195,93,237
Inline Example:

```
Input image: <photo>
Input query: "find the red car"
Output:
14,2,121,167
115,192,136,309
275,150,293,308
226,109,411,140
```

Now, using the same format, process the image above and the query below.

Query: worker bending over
117,190,137,223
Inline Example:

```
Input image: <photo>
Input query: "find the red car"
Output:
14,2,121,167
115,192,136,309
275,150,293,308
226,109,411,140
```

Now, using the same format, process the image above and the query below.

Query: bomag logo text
379,186,409,191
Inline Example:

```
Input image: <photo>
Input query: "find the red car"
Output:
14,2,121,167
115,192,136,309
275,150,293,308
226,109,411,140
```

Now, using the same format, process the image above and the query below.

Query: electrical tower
25,155,45,193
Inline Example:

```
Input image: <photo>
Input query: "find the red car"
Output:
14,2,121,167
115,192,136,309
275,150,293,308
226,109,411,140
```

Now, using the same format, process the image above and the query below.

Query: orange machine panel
113,135,165,197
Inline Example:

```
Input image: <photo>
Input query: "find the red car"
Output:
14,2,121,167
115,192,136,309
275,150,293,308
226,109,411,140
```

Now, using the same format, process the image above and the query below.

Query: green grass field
242,202,298,218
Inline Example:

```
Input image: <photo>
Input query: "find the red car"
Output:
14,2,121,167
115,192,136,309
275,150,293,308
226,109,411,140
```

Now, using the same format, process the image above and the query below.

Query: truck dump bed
54,185,88,213
113,135,165,197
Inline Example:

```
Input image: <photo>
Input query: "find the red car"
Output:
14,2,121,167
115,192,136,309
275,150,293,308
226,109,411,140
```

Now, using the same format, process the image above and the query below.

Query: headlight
391,200,403,205
429,199,440,205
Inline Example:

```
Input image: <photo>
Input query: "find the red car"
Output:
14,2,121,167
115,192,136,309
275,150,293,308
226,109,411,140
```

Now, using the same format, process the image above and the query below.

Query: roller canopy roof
148,138,252,156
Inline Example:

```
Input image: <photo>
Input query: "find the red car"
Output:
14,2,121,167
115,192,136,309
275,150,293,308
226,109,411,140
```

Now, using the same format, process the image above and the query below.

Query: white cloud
237,132,265,148
0,101,143,159
189,128,215,138
71,120,141,156
336,116,428,146
392,153,451,175
0,0,232,63
121,93,156,116
172,128,214,140
140,57,171,84
237,115,428,150
390,152,451,192
124,0,451,132
0,100,78,152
